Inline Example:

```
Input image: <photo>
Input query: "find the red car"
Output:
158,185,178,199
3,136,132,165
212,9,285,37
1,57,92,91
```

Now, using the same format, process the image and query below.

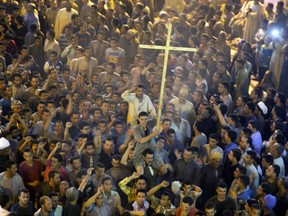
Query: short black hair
18,188,30,196
143,148,154,157
136,189,147,196
182,196,193,205
246,150,257,161
5,160,16,170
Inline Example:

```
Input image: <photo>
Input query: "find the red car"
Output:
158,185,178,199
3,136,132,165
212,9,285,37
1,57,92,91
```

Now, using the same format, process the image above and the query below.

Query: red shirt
44,159,68,182
18,159,43,190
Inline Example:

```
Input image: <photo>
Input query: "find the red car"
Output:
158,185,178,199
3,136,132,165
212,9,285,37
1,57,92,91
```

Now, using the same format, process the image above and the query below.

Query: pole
156,21,172,130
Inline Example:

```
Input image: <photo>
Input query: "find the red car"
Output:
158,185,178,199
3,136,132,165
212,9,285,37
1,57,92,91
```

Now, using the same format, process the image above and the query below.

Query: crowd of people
0,0,288,215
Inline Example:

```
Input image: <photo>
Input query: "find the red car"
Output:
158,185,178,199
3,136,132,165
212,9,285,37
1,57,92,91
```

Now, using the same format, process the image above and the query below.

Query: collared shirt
86,203,110,216
118,177,137,202
132,200,149,211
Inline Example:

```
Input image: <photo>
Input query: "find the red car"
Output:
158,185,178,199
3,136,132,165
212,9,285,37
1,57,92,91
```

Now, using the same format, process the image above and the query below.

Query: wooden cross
139,21,197,129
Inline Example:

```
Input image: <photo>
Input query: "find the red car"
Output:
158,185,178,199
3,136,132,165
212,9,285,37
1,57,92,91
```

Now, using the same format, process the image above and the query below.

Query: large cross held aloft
139,20,198,129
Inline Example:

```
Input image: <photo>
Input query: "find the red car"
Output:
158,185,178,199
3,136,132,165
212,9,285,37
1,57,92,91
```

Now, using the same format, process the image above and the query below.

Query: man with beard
54,1,78,39
10,188,34,215
11,73,26,100
121,85,156,125
34,196,53,216
131,112,168,176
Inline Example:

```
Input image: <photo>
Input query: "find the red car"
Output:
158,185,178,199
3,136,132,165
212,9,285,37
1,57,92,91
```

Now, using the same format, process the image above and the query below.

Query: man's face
135,87,144,99
97,33,104,41
30,78,39,88
183,184,192,194
86,145,94,155
72,159,81,170
9,164,18,176
143,153,154,166
52,173,61,185
42,111,50,122
178,92,187,102
205,208,216,216
43,198,53,212
110,40,117,48
97,122,106,132
136,192,146,205
112,158,120,169
139,59,146,68
162,120,171,131
183,150,193,163
103,179,112,192
51,157,60,169
51,195,58,209
101,102,110,113
228,151,234,162
37,103,46,113
0,80,5,90
71,114,80,125
50,69,57,79
135,179,146,189
4,87,12,98
250,209,261,216
209,138,218,148
81,125,90,134
165,112,174,120
39,92,48,101
181,202,192,215
18,192,30,206
120,103,128,112
211,158,222,168
61,143,70,153
23,151,33,162
115,123,123,134
216,187,227,200
95,167,105,177
192,91,201,103
243,154,252,165
103,140,114,152
233,168,241,178
193,53,200,63
156,138,165,149
84,48,92,58
93,110,102,120
13,76,22,87
139,115,148,127
160,195,170,206
63,71,70,80
265,165,275,178
218,84,224,94
236,97,244,107
256,185,264,197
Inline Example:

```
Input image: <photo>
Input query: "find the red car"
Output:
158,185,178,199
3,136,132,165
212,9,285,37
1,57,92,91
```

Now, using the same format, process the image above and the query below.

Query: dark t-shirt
10,201,34,216
207,196,236,216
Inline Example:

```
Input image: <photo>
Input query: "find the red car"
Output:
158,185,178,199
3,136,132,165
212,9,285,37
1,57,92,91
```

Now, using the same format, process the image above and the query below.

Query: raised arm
118,172,140,195
147,180,169,197
120,141,134,166
93,131,102,154
213,103,228,126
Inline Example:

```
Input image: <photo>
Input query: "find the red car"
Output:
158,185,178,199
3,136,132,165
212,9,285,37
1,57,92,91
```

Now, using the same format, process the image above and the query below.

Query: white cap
257,101,268,115
159,10,168,17
0,137,10,150
171,181,182,194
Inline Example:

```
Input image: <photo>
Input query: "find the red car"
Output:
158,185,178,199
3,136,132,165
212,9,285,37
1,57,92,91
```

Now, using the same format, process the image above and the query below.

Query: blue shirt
224,142,238,163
